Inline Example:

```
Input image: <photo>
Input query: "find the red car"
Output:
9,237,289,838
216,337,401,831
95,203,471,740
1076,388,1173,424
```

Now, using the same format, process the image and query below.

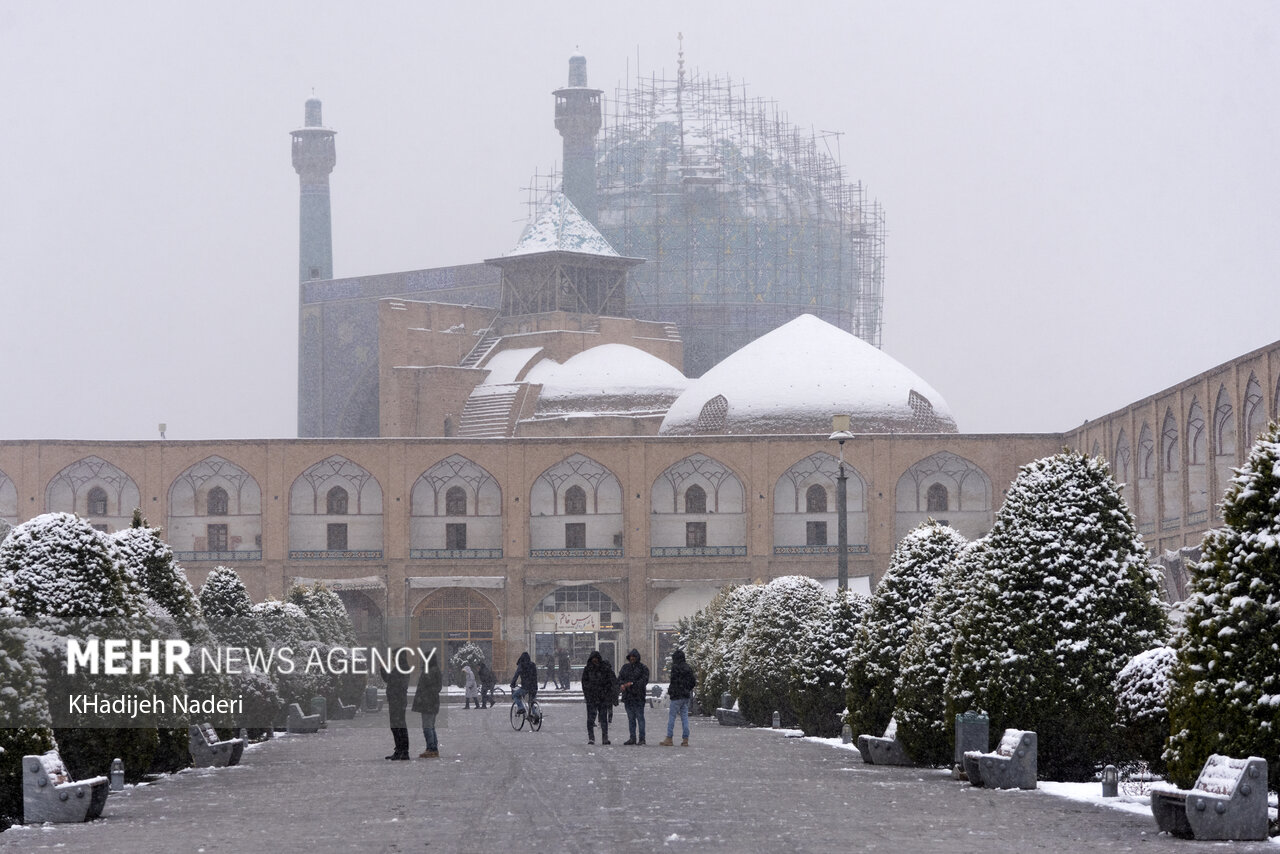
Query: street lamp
829,415,854,591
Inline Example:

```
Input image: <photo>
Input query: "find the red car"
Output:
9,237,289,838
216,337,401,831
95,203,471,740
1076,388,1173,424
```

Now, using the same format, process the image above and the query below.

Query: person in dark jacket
617,648,649,745
556,648,572,690
510,651,538,715
378,648,412,760
411,648,444,757
660,648,697,746
476,659,497,708
580,650,617,745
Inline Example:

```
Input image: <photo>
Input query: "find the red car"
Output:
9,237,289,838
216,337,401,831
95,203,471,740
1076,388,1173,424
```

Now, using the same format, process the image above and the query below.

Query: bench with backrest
188,722,245,768
22,750,110,823
1151,755,1269,841
329,696,358,719
286,702,322,734
855,717,915,766
962,728,1036,790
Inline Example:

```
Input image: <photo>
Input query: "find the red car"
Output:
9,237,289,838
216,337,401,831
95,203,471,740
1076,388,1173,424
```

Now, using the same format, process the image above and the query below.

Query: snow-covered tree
895,538,989,766
0,513,148,635
946,451,1167,781
0,604,54,830
688,584,766,715
113,512,209,644
253,599,316,646
734,575,830,727
1114,645,1175,772
287,583,356,647
199,566,266,649
789,589,866,737
1165,421,1280,791
846,520,966,740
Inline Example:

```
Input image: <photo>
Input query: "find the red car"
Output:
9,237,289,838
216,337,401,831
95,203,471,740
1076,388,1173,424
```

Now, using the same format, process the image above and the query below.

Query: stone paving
3,695,1276,853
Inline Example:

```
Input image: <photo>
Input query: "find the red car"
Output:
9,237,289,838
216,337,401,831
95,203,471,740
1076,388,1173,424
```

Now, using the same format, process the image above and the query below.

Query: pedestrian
660,648,697,746
477,658,497,708
557,648,572,690
378,647,411,760
411,647,443,758
617,648,649,745
581,650,616,745
462,663,480,709
539,653,555,690
510,650,539,715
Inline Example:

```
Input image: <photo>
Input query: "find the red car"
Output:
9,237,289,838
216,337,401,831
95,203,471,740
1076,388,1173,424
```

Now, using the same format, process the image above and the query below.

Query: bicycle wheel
510,701,525,731
528,700,542,732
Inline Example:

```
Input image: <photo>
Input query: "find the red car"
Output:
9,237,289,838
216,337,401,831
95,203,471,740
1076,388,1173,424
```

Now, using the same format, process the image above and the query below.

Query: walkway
3,695,1273,853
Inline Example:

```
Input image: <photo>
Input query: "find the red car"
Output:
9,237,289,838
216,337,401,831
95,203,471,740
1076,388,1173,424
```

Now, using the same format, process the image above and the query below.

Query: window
564,522,586,549
327,486,349,515
207,524,228,552
684,484,707,514
445,486,467,516
806,520,827,546
926,483,949,513
207,486,229,516
445,522,467,550
805,484,827,513
327,523,348,551
564,485,587,515
686,521,707,548
87,486,108,516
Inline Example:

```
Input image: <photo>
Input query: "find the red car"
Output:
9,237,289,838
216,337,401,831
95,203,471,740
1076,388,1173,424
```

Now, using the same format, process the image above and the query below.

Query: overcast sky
2,1,1276,440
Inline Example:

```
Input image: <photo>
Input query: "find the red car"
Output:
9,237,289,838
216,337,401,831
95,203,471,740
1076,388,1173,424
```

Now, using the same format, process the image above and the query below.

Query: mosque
1,53,1276,675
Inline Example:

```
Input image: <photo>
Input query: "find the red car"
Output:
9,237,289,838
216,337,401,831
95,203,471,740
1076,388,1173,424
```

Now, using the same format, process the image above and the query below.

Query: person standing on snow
378,648,412,760
411,648,443,758
476,658,497,708
462,663,480,709
581,650,617,745
617,648,650,745
660,648,697,747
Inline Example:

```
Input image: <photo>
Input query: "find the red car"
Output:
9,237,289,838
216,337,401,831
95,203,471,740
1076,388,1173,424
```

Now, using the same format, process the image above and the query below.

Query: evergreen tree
0,603,55,830
692,584,765,714
199,566,266,649
896,538,989,766
945,451,1167,781
789,589,866,737
1166,421,1280,791
1114,645,1175,772
113,512,210,644
846,520,966,740
734,575,830,727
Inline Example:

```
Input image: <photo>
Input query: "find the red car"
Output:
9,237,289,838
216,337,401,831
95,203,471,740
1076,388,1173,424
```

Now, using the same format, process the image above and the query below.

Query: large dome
658,315,957,435
525,343,688,417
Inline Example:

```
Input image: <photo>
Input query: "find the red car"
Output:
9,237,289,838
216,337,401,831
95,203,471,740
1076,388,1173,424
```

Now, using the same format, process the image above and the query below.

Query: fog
2,1,1277,440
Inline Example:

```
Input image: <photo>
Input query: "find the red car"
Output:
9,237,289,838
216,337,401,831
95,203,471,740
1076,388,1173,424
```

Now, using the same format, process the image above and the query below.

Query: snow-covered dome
525,344,689,417
658,315,957,435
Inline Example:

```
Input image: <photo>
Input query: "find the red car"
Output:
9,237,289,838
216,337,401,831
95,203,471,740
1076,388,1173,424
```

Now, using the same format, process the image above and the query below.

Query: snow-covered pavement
3,702,1276,853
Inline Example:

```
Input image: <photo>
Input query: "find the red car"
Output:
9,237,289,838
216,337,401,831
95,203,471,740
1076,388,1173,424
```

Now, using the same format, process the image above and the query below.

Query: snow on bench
22,750,109,823
286,702,322,734
1151,754,1269,841
189,722,245,768
962,728,1037,790
855,716,916,766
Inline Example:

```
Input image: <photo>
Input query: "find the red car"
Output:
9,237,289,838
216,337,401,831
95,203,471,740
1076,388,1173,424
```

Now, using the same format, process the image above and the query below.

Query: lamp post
830,415,854,591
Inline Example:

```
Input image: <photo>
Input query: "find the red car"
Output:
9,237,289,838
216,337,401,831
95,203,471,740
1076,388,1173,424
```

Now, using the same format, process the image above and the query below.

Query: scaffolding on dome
527,53,886,378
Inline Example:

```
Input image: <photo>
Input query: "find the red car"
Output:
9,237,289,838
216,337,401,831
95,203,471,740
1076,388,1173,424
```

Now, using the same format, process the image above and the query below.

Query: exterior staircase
460,331,501,369
457,385,520,438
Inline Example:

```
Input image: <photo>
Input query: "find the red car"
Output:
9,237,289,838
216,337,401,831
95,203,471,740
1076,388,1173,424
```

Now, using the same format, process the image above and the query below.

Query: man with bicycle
510,650,539,717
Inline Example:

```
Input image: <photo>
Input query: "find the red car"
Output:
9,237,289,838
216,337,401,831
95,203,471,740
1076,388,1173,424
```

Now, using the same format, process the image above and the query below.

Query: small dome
526,344,688,417
658,314,957,435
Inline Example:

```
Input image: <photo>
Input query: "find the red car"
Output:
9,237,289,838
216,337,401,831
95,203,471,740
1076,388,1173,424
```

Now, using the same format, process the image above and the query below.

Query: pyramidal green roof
504,193,620,258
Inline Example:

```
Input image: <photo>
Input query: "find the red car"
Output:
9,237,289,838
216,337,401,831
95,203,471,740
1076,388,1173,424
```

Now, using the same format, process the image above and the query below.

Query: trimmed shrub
789,589,866,737
1114,645,1175,772
734,575,830,727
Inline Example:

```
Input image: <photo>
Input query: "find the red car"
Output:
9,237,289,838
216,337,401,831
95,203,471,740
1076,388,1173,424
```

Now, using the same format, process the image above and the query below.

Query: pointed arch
45,456,141,531
409,455,502,558
288,455,383,558
0,466,17,525
167,455,263,559
1161,408,1180,472
1186,399,1208,520
650,454,746,555
529,454,623,556
1244,373,1265,443
894,451,992,542
1135,422,1156,532
772,452,868,554
1160,408,1182,527
1113,428,1133,510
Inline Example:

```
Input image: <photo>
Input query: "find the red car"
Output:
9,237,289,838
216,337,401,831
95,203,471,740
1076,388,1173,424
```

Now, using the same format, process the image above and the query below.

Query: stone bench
855,717,915,766
22,750,110,823
189,722,245,768
286,702,322,734
714,692,749,727
329,696,358,719
1151,754,1268,841
962,729,1036,790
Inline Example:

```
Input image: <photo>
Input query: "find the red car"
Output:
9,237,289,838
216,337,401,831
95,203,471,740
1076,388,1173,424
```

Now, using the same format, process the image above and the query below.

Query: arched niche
650,454,746,556
44,456,140,533
528,454,623,556
772,452,867,554
409,455,502,558
894,451,992,542
288,455,383,558
168,456,263,560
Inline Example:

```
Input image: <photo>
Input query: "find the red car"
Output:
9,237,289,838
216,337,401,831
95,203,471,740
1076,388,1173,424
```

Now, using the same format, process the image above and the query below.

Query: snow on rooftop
659,314,957,436
504,193,620,258
479,348,543,385
527,343,688,417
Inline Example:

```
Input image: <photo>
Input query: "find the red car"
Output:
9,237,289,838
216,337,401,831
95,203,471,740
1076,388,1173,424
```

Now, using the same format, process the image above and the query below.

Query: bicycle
509,694,543,731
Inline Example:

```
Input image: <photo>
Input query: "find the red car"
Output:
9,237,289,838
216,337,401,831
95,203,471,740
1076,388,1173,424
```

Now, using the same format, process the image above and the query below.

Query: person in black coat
510,651,538,714
411,649,443,757
617,648,650,745
661,648,697,746
379,648,412,760
476,659,497,708
580,650,617,745
557,649,572,690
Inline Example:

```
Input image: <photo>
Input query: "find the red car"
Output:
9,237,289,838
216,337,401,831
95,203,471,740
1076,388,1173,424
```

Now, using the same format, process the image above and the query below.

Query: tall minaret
553,53,602,225
291,96,336,283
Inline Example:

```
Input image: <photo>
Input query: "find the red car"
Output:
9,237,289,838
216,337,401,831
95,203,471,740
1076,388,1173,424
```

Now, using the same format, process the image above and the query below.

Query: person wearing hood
581,650,617,745
411,648,443,758
462,664,480,709
510,651,538,715
617,648,650,745
476,658,497,708
660,648,697,746
378,647,412,760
